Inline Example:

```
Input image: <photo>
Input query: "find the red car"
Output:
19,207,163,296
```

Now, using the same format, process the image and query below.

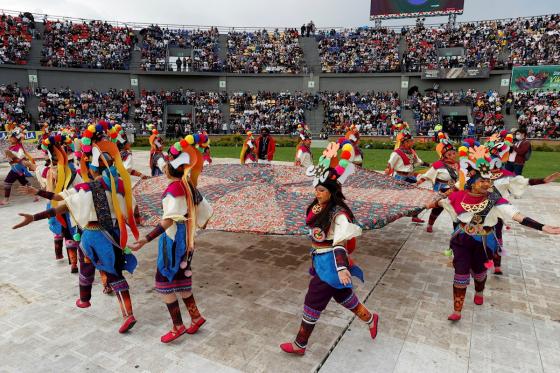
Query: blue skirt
80,228,137,275
312,251,364,289
157,223,187,282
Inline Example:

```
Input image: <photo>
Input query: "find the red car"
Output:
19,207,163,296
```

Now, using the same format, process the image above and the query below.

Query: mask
515,134,523,140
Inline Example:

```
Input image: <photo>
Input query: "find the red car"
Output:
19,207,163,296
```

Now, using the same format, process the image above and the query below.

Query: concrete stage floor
1,151,559,373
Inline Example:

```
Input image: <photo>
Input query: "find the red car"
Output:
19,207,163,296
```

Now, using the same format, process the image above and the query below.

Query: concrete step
503,112,518,130
27,39,43,66
26,95,40,129
218,34,228,65
311,139,329,148
299,36,321,74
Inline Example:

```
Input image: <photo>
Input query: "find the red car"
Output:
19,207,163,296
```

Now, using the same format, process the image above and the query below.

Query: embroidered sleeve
387,152,399,169
333,246,350,271
161,194,188,221
196,197,213,228
439,198,458,222
332,214,362,245
419,166,438,184
495,203,520,222
508,176,530,198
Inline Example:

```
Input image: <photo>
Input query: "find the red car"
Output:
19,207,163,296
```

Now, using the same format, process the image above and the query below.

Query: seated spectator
514,90,560,139
41,20,134,69
316,27,400,73
321,91,401,135
0,13,34,65
226,29,304,74
0,83,31,130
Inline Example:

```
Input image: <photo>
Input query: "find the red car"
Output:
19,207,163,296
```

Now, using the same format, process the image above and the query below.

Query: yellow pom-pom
87,125,96,133
185,135,195,145
341,144,353,153
458,146,468,153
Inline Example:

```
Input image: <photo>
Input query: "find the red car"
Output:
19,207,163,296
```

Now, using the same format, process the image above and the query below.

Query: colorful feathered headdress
435,132,456,158
306,141,356,187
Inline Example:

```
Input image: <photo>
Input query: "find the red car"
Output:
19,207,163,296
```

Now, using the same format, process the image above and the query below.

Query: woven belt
396,171,413,176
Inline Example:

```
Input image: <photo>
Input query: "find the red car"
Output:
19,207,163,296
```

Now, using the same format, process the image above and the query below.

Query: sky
1,0,560,28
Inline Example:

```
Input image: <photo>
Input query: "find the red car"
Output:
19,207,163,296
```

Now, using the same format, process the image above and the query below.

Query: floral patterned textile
133,164,437,235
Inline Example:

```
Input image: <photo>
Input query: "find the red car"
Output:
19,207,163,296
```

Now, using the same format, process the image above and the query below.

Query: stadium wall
1,65,512,94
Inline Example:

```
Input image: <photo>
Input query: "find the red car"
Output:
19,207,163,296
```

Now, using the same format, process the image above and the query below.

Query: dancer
115,124,148,179
417,133,459,232
485,134,560,274
344,125,363,167
294,127,313,168
149,127,165,176
426,145,560,321
24,132,82,271
130,136,213,343
385,130,429,223
195,131,212,166
281,142,379,356
2,125,35,206
13,124,141,333
240,131,257,164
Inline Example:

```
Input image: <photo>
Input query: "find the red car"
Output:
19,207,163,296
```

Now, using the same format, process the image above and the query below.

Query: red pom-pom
110,132,118,139
179,139,187,147
54,134,62,142
83,130,92,138
100,121,109,130
340,150,351,160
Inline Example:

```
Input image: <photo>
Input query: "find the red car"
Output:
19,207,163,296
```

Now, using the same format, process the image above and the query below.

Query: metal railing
2,8,558,34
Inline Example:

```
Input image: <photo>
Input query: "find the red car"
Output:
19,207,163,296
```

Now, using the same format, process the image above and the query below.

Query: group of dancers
3,120,560,355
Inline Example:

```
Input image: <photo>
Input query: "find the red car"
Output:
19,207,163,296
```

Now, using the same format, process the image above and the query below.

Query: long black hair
306,181,354,232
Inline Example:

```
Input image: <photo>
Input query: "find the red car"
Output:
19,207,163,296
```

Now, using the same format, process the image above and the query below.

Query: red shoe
186,317,206,334
119,315,137,333
75,298,91,308
448,313,461,321
280,342,306,356
70,266,78,274
161,325,187,343
426,225,433,233
494,267,503,275
474,294,484,305
369,313,379,339
412,217,425,223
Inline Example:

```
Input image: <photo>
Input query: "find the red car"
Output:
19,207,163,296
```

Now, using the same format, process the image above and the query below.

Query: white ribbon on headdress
91,146,101,168
337,163,355,184
170,152,191,169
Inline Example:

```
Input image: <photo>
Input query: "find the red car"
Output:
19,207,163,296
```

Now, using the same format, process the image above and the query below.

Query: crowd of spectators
409,91,441,135
402,21,506,72
36,87,135,129
41,20,135,69
226,29,304,73
0,83,32,130
228,91,316,133
514,91,560,138
320,91,401,135
505,14,560,67
317,27,400,73
0,13,34,65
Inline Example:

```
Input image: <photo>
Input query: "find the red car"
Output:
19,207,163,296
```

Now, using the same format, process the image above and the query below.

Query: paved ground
1,151,559,373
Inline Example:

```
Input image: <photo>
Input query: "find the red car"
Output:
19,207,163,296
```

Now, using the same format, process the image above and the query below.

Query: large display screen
370,0,465,19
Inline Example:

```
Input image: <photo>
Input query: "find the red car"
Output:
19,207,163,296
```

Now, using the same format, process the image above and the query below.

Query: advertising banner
510,65,560,92
421,67,490,79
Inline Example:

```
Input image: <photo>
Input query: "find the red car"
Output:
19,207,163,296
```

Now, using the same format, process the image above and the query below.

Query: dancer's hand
140,174,150,180
13,213,33,229
544,172,560,183
130,238,148,251
543,225,560,234
338,269,352,286
18,185,38,196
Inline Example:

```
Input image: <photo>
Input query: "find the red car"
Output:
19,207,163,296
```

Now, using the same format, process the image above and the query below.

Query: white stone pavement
0,151,559,373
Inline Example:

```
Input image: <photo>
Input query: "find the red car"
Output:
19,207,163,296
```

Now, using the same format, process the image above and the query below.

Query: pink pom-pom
179,261,188,269
82,145,92,153
335,165,345,175
484,260,494,269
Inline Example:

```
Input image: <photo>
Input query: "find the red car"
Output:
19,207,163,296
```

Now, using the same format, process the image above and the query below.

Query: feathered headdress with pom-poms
306,141,356,187
435,132,456,158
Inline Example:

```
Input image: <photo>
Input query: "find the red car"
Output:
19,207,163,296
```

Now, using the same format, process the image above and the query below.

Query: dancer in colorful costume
426,145,560,321
344,125,363,167
13,122,141,333
149,127,165,176
417,133,460,233
1,124,35,206
240,131,257,164
280,142,379,356
114,124,148,179
130,135,213,343
25,132,82,271
485,133,560,274
385,130,429,223
195,131,212,166
294,126,313,168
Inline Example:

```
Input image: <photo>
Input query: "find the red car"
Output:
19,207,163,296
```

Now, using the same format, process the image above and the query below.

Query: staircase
401,108,416,130
398,34,407,70
299,36,321,74
27,39,43,67
503,112,518,131
305,103,324,136
26,95,41,129
218,34,228,67
220,102,230,126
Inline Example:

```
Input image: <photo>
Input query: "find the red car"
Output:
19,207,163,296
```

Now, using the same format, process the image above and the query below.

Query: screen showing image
371,0,465,19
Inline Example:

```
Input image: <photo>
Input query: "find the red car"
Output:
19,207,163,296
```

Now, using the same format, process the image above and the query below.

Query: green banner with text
510,65,560,92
